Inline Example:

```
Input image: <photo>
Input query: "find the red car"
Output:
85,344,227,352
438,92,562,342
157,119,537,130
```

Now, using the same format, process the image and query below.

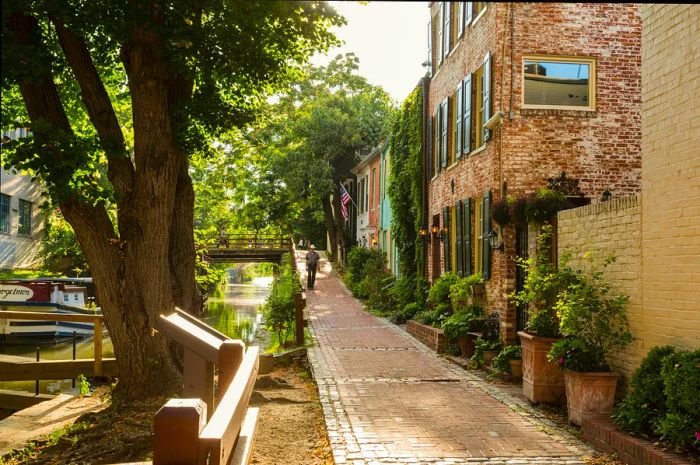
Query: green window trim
0,194,10,234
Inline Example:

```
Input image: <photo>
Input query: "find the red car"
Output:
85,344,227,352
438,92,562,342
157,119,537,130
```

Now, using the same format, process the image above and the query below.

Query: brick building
351,144,383,249
424,3,642,343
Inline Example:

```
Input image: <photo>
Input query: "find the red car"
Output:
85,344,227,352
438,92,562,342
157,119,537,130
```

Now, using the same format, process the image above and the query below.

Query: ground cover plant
264,253,299,347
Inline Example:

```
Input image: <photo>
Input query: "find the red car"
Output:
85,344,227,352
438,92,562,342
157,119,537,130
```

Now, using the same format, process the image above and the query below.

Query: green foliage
449,273,483,312
345,247,386,295
392,302,422,324
526,188,567,224
473,337,503,367
613,347,700,454
482,312,501,341
613,346,677,434
39,208,88,275
491,345,522,374
548,254,632,372
77,374,90,396
440,306,483,340
510,224,578,337
264,253,299,346
387,85,423,278
427,272,460,309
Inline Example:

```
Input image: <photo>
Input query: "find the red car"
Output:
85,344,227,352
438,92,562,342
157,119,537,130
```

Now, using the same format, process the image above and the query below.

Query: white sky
311,1,430,104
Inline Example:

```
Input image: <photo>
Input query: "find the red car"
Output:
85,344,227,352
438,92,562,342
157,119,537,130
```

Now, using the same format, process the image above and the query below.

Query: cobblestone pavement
298,252,596,465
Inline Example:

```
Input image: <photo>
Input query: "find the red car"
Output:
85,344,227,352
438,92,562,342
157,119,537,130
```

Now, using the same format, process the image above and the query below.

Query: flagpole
339,181,359,210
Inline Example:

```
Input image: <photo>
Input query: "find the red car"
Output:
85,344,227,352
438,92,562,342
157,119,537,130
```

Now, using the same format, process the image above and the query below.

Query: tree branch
51,18,135,196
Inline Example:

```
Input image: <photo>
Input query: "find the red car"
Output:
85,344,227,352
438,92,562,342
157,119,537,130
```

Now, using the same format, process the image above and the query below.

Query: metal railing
199,234,290,250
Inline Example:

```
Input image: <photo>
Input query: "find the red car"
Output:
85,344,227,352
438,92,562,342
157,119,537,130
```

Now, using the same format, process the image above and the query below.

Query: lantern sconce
440,227,449,242
431,225,440,238
419,227,429,241
487,228,504,252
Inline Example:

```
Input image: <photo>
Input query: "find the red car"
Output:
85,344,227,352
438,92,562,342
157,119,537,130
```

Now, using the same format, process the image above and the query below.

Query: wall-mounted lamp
440,227,449,242
419,227,429,240
431,225,440,237
487,229,504,252
371,236,378,246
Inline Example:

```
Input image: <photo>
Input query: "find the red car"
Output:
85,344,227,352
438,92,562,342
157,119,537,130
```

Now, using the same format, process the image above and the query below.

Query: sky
310,1,430,104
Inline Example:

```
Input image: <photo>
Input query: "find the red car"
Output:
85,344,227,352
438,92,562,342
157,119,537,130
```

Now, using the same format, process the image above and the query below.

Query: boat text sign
0,284,34,302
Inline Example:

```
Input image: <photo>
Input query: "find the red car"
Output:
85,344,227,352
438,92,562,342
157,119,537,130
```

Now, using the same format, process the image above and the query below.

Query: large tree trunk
8,10,196,399
321,195,338,262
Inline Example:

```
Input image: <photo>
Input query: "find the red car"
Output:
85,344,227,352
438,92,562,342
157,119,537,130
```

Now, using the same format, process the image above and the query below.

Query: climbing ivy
387,85,423,278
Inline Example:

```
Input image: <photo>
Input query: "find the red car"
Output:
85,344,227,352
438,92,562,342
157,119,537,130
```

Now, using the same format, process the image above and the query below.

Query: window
455,83,462,161
0,194,9,233
473,197,483,275
472,65,485,149
473,2,486,19
437,3,444,64
447,94,456,166
442,2,451,59
364,175,369,212
522,56,596,110
441,98,448,169
18,199,32,236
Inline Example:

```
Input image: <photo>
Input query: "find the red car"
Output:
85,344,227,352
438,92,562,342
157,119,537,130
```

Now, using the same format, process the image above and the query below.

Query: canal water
0,278,271,395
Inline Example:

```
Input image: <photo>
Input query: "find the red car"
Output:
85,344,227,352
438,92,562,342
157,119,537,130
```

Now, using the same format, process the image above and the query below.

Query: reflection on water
203,283,270,343
0,281,270,395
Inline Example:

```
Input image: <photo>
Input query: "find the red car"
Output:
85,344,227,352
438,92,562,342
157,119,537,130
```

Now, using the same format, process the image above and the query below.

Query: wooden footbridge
198,234,292,264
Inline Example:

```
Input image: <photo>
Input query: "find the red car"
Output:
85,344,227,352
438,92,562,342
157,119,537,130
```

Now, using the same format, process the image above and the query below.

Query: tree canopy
1,0,342,398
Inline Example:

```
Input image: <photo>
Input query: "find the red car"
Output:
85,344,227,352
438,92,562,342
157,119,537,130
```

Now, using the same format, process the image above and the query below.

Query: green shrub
482,312,500,341
613,345,676,434
345,247,385,292
427,272,459,308
264,253,299,345
392,302,422,324
491,345,522,374
414,309,436,326
473,337,503,367
441,305,483,340
449,273,483,313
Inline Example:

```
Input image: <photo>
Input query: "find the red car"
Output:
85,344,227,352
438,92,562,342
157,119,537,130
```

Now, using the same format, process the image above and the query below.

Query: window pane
524,60,591,107
0,194,9,233
18,199,32,236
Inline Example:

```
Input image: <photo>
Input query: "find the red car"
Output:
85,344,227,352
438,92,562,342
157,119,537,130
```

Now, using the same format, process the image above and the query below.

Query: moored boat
0,280,101,344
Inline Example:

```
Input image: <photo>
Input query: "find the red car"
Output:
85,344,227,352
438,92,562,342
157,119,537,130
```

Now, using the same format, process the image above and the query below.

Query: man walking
306,244,320,290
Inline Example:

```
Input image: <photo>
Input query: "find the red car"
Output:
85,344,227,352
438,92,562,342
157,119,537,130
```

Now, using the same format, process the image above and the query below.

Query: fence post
217,340,244,405
93,317,103,376
183,348,215,419
294,292,305,346
153,398,207,465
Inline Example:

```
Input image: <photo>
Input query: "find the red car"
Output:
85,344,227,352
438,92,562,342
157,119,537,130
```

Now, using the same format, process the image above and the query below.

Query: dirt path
250,364,333,465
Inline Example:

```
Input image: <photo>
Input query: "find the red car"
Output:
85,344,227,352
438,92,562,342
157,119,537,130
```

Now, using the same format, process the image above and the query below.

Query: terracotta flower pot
563,369,619,426
518,331,565,404
483,350,498,366
509,359,523,379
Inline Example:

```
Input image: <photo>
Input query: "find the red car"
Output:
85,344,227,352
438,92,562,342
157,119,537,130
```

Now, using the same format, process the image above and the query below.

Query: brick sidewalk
298,252,594,465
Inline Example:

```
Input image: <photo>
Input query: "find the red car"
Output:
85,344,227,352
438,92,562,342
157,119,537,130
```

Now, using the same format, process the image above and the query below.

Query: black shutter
462,75,472,155
438,2,444,64
456,200,463,276
483,51,492,143
441,98,448,169
427,116,433,177
455,83,463,160
443,2,451,58
443,207,450,272
463,198,472,276
482,190,491,280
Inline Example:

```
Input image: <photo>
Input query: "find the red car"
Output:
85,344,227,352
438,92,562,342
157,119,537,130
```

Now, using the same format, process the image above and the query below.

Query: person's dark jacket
306,250,320,268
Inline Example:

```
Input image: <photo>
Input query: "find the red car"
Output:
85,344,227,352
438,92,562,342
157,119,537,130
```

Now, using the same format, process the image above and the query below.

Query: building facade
378,141,399,275
351,146,381,249
1,129,46,270
425,2,642,342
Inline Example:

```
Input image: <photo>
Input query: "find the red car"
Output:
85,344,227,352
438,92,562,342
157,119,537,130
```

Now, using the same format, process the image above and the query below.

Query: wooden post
294,293,304,346
153,398,207,465
217,340,244,404
184,348,215,419
93,318,102,376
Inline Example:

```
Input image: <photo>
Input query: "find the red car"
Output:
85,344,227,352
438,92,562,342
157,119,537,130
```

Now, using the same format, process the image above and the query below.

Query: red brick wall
426,3,642,344
407,320,447,353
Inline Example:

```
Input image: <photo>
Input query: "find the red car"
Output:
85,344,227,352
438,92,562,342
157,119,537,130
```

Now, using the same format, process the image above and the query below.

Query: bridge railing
153,308,259,465
200,234,289,250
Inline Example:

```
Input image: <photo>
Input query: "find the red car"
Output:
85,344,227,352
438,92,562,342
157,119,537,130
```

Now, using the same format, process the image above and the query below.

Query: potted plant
472,312,502,366
492,345,523,379
511,225,579,404
548,255,632,426
441,305,484,356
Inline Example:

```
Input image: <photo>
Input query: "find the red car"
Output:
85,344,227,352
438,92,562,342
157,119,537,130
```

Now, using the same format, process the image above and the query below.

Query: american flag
340,183,352,221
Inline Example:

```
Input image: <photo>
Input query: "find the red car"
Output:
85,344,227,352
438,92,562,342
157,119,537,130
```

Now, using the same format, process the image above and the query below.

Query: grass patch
0,269,63,280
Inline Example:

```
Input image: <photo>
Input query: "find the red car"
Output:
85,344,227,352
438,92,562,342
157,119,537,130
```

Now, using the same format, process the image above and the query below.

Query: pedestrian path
298,252,595,465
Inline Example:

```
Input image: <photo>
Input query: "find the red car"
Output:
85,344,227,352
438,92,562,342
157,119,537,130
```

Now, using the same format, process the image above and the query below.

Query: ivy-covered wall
387,85,423,278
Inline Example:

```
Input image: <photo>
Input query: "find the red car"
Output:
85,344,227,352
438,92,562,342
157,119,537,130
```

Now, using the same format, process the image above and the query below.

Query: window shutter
463,198,472,276
456,200,463,275
427,20,433,77
483,51,492,142
455,83,463,160
427,116,434,177
462,75,472,155
443,2,451,58
457,2,464,38
443,207,450,272
438,3,444,64
482,190,491,280
465,1,473,26
441,98,448,169
436,107,442,173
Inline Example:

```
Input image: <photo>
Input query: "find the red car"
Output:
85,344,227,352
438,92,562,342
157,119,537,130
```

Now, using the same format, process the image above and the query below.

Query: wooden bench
152,308,259,465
